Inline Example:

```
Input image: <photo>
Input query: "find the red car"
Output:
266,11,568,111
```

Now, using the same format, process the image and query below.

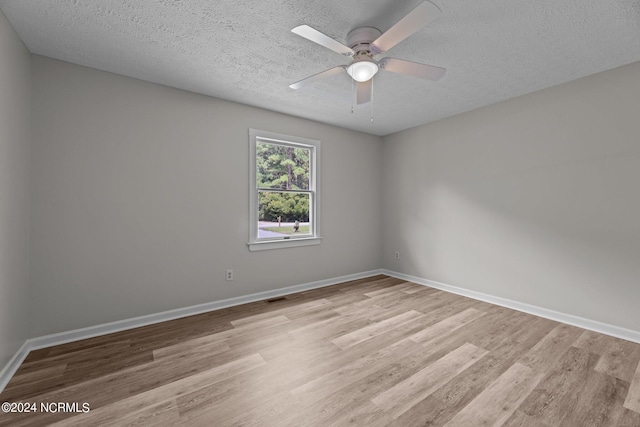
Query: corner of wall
0,6,32,384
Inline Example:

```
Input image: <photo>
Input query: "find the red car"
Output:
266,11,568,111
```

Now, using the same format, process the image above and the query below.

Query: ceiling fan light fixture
347,60,379,82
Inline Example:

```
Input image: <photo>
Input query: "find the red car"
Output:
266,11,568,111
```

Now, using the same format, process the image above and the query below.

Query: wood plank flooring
1,274,640,426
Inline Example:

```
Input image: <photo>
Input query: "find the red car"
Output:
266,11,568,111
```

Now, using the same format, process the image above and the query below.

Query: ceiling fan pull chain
370,78,374,123
351,77,355,114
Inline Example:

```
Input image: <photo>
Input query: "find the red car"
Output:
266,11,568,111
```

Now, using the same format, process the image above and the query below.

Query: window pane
258,191,311,238
256,141,310,190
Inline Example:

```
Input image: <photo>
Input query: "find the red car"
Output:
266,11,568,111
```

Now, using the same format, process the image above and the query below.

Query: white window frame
248,129,321,252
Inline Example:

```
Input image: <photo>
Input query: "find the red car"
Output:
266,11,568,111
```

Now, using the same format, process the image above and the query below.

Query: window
248,129,321,251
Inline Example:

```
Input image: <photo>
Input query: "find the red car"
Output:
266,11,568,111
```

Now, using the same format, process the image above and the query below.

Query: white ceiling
1,0,639,136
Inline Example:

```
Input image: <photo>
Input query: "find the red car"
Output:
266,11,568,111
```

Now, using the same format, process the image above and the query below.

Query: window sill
247,236,322,252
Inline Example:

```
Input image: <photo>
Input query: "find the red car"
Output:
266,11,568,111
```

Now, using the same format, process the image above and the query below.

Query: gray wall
382,61,640,331
30,56,382,337
22,47,640,340
0,10,30,368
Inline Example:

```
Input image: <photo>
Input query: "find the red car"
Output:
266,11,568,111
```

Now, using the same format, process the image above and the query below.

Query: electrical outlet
226,269,233,281
395,251,400,260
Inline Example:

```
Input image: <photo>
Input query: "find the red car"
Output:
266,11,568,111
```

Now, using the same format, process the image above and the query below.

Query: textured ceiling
1,0,639,136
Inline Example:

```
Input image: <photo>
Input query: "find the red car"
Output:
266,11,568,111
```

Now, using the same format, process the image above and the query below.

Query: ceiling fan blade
292,25,354,56
289,66,346,90
379,57,445,80
356,80,372,105
371,1,442,54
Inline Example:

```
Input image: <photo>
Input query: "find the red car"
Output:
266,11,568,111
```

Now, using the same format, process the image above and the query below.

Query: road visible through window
258,221,311,238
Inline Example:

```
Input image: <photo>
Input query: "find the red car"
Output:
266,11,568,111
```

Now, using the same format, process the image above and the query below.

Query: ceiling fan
289,1,446,105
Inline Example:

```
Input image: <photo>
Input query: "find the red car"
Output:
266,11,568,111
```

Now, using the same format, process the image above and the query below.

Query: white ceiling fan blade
292,25,354,56
289,66,346,90
371,1,442,54
379,57,445,80
356,80,372,105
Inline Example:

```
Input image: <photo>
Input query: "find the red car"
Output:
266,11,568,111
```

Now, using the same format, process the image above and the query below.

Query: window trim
248,129,321,252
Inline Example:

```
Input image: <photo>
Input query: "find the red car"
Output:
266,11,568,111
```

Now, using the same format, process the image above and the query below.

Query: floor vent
266,297,287,303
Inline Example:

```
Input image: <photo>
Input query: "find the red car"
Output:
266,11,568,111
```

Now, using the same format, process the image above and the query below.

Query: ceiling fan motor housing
346,27,382,55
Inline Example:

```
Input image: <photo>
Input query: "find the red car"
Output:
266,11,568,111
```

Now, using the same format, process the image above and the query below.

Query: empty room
1,0,639,425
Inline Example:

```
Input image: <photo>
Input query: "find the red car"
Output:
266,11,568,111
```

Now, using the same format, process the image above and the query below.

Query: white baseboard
0,269,384,392
382,269,640,345
5,268,638,393
0,341,30,392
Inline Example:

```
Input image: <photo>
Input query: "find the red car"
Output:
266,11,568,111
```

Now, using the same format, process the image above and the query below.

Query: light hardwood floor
2,275,640,426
